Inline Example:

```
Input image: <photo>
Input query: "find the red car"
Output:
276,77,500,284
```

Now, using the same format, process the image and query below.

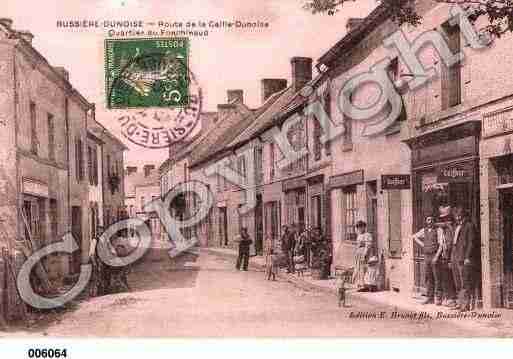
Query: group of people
412,205,480,312
279,224,331,276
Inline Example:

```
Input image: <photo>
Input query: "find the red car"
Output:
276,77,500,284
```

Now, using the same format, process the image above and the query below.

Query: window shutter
88,146,93,185
462,54,472,100
388,190,402,257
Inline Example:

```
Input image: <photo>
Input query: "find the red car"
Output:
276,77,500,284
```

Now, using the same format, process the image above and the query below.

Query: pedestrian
352,220,373,291
412,215,445,305
266,249,278,281
437,206,458,308
235,227,253,271
280,225,291,272
282,224,296,273
450,207,478,312
303,227,312,268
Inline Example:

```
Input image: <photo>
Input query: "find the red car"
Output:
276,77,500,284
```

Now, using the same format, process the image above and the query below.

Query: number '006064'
27,348,67,358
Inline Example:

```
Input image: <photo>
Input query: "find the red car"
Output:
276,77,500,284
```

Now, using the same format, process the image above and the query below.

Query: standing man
437,206,458,308
280,225,295,273
235,227,253,271
412,215,445,305
450,207,477,312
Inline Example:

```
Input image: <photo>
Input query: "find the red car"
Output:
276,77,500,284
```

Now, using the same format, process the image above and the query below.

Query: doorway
70,206,82,275
500,189,513,308
218,207,228,247
255,194,264,255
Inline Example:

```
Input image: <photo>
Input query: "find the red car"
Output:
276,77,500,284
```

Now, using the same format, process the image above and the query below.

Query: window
93,147,98,185
47,113,55,161
343,94,353,151
107,154,111,176
75,138,84,182
237,156,246,184
387,57,399,83
313,117,322,161
88,146,94,185
324,90,331,156
255,147,263,184
217,165,221,193
442,23,461,110
269,142,276,180
30,102,38,155
49,199,58,243
343,186,358,241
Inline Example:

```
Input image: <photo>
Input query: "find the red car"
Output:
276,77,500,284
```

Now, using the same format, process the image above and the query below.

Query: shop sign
329,170,364,189
22,178,49,198
437,163,473,182
381,174,411,190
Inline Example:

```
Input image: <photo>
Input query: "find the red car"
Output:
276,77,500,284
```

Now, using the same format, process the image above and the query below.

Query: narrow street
2,251,511,338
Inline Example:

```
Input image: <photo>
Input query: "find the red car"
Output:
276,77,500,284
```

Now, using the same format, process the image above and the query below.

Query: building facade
0,18,94,320
317,0,513,308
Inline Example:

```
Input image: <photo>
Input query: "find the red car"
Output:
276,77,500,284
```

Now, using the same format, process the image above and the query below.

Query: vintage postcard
1,0,513,356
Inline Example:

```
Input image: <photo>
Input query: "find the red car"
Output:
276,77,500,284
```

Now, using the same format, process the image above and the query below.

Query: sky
4,0,377,167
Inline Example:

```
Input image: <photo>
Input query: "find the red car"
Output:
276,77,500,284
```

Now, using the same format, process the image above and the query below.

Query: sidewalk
204,246,513,336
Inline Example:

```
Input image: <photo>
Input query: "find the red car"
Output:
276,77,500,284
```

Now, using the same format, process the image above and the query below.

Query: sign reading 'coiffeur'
381,175,411,190
437,162,473,182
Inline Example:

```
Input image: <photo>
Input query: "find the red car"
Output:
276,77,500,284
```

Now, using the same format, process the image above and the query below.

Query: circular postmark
106,40,202,149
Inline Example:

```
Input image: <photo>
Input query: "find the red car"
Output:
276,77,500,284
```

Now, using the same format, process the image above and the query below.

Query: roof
188,96,279,169
317,4,387,67
88,119,129,151
0,21,93,111
124,170,160,197
227,73,327,148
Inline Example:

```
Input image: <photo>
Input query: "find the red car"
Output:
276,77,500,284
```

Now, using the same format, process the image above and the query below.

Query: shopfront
481,111,513,308
410,122,481,296
283,178,307,228
307,175,324,232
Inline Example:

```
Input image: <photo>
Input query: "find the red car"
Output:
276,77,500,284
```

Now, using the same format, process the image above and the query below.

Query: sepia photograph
1,0,513,356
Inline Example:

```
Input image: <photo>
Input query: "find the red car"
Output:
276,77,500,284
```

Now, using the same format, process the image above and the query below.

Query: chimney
54,66,69,81
291,57,312,92
346,18,364,32
17,30,34,44
261,78,287,104
126,166,137,176
0,18,13,28
227,89,244,104
217,103,236,120
143,164,155,177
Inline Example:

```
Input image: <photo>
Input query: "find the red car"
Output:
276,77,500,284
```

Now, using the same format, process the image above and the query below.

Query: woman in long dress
352,220,373,291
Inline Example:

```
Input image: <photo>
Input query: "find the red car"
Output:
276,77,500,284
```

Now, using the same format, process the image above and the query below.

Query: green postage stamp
105,38,190,109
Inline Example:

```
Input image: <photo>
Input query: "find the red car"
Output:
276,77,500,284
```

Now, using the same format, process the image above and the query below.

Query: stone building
125,164,160,236
226,58,334,253
87,118,128,242
317,0,513,308
159,112,217,245
0,18,93,320
187,92,256,251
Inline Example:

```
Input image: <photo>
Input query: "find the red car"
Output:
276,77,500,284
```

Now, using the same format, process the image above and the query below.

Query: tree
302,0,513,38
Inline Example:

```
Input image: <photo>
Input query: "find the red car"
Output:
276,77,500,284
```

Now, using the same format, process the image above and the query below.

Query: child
266,249,278,281
336,271,349,307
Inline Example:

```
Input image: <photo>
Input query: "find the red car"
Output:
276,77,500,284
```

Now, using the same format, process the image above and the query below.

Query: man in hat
437,206,458,308
450,207,478,312
412,215,445,305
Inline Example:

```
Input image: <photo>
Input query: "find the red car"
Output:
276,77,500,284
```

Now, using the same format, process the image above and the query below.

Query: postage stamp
105,38,202,148
105,37,189,109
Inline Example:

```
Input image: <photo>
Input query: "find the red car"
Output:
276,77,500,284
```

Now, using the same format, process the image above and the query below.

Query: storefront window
343,186,358,241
